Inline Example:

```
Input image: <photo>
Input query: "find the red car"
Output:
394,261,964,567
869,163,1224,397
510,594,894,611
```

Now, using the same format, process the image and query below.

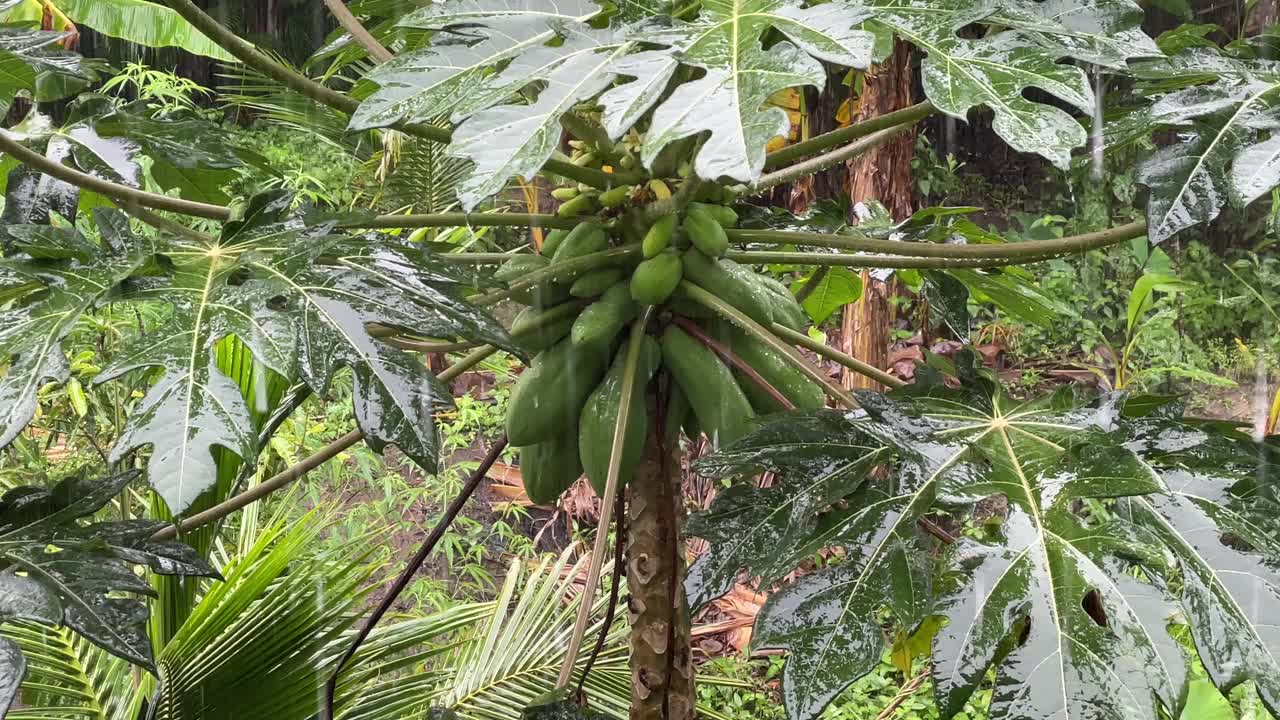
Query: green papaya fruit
506,338,610,445
494,254,548,284
520,432,582,504
579,336,662,494
598,184,633,208
510,300,587,352
755,273,809,332
541,228,570,257
557,192,598,218
706,320,825,413
642,214,678,259
688,202,738,228
494,254,567,306
630,252,683,305
684,207,729,257
570,268,624,298
681,249,774,327
571,283,636,349
553,222,608,263
660,325,754,448
663,381,690,444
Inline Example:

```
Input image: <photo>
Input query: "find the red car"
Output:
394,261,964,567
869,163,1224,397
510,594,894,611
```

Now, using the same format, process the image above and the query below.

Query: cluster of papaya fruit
497,186,825,505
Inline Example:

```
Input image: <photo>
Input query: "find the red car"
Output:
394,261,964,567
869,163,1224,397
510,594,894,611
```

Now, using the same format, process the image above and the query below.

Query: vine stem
753,123,915,192
557,308,654,688
0,130,232,220
763,101,935,169
163,0,642,191
770,322,903,389
149,345,498,541
322,0,393,62
322,434,510,719
726,220,1148,260
678,282,857,408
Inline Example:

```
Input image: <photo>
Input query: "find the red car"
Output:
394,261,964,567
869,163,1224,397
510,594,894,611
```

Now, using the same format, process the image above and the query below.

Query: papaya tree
0,1,1278,719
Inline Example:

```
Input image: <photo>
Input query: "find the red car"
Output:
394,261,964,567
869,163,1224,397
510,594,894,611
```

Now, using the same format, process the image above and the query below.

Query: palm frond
152,515,376,720
338,549,630,720
2,622,133,720
365,131,469,214
218,61,367,153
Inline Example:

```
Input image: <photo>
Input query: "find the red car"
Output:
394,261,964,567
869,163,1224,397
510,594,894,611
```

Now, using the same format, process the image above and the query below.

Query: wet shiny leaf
350,0,601,130
0,471,217,674
864,0,1096,170
0,212,148,450
693,358,1274,720
0,637,22,715
96,224,295,514
1137,55,1280,241
639,0,875,182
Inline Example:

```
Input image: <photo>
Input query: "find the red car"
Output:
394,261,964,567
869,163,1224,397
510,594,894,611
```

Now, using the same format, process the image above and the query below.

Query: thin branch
150,429,362,542
671,316,794,410
577,486,627,697
322,0,393,63
121,205,217,242
753,123,914,192
149,345,498,541
350,212,579,231
770,322,904,389
0,130,232,220
727,220,1149,260
323,435,510,719
726,250,1077,269
764,101,935,170
679,281,857,408
874,668,931,720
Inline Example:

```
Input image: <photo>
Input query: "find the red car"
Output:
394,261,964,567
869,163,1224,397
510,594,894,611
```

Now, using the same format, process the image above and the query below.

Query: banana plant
1,1,1279,719
0,0,233,61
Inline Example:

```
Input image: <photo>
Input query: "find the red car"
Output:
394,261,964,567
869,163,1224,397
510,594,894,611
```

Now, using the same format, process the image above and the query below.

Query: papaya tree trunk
626,392,694,720
840,40,916,390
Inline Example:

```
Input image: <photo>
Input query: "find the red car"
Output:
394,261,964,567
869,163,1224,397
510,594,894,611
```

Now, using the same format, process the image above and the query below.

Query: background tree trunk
626,391,694,720
840,41,916,390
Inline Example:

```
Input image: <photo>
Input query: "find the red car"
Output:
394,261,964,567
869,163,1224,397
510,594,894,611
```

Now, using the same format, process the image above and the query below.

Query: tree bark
840,40,916,391
626,391,694,720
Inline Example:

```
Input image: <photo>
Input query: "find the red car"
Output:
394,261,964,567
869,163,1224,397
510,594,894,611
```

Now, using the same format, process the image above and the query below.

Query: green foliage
693,356,1280,720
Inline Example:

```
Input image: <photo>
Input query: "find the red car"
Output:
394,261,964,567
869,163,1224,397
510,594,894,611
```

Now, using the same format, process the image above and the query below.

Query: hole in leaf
1082,589,1108,627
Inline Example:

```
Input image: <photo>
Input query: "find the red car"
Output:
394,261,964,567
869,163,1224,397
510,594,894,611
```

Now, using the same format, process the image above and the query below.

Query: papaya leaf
1137,56,1280,241
349,0,602,130
242,225,518,474
864,0,1096,170
95,219,296,514
0,471,217,676
992,0,1160,69
686,412,890,609
0,211,149,450
0,136,79,232
447,27,645,209
640,0,876,182
691,364,1271,720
